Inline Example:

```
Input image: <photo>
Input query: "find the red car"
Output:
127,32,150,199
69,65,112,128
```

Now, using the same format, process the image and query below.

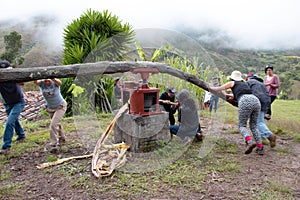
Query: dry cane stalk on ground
37,103,130,178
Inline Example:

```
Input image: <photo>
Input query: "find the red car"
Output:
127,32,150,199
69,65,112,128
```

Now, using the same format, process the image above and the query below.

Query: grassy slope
222,100,300,135
0,100,299,199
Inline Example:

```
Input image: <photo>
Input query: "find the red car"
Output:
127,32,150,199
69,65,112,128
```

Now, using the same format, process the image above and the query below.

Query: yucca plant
60,9,135,115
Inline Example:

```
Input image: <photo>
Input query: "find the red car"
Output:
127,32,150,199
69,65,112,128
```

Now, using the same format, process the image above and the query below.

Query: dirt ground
0,117,299,200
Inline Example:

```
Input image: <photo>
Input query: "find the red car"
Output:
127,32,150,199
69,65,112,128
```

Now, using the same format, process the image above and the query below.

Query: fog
1,0,300,50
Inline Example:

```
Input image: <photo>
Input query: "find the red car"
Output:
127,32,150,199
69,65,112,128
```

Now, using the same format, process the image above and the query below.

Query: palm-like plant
63,9,135,64
61,9,135,115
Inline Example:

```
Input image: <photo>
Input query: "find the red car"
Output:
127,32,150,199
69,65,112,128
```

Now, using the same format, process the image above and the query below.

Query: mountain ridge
1,15,299,99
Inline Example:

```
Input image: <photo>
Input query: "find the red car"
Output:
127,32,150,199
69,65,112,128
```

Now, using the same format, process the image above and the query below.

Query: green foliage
134,41,222,103
68,84,85,97
61,9,135,115
62,9,135,64
163,54,223,102
0,31,24,66
72,75,115,115
60,78,75,116
0,183,19,196
0,170,10,181
135,40,147,61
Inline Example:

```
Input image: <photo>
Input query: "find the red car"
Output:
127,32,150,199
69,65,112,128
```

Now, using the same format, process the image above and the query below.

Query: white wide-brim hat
229,70,244,81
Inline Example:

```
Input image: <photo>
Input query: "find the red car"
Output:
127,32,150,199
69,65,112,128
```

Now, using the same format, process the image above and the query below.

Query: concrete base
114,112,170,152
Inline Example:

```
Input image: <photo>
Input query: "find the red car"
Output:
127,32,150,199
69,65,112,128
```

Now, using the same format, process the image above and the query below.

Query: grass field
212,99,300,136
0,99,299,199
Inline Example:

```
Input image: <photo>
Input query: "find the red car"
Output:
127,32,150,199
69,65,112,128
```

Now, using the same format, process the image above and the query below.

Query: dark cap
0,60,11,68
166,86,175,95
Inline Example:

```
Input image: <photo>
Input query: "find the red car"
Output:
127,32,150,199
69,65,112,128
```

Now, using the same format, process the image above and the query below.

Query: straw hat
228,70,244,81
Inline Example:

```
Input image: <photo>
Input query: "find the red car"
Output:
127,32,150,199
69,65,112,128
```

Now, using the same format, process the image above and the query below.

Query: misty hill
1,15,299,99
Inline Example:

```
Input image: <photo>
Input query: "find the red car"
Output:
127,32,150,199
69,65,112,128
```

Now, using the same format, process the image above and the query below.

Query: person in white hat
209,70,264,155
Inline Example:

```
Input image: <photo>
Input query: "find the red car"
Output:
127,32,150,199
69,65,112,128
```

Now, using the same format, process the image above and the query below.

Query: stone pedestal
114,112,170,152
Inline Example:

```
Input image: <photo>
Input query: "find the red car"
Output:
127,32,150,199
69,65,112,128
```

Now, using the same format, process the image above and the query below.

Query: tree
61,9,135,115
1,31,24,66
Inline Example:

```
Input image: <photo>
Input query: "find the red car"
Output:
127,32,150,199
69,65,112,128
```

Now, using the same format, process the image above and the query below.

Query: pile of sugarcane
37,103,130,178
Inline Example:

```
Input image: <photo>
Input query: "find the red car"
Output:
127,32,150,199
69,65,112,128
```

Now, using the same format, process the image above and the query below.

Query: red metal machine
121,68,162,116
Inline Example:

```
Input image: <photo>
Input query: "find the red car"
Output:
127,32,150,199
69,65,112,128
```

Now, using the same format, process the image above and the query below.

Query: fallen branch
36,154,93,169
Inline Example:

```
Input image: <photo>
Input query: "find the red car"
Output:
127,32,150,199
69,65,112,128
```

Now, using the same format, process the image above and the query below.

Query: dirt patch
0,118,299,200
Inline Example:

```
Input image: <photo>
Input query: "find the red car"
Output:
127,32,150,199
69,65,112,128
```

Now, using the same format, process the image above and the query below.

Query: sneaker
45,143,60,154
15,137,26,144
264,114,271,120
245,140,256,154
49,145,60,154
255,147,264,155
0,148,10,155
59,137,66,145
268,134,276,148
195,132,203,141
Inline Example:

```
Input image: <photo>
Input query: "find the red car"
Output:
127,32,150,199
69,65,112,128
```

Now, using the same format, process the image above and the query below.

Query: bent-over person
34,78,67,153
0,61,26,154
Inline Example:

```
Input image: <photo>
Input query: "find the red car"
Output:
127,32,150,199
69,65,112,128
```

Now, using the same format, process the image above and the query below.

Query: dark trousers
169,112,175,125
266,96,277,116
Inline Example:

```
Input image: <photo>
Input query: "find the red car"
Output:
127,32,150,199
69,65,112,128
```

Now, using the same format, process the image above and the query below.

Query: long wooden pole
0,61,229,104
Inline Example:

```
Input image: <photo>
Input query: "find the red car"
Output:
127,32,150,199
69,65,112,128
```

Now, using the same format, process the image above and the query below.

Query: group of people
210,65,279,155
159,65,280,154
0,61,67,154
0,59,280,156
159,87,202,144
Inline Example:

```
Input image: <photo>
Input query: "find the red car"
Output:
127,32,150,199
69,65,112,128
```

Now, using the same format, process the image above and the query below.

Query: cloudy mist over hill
1,0,300,51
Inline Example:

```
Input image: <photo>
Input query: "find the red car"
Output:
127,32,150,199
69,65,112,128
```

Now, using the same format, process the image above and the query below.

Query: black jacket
247,77,271,112
159,92,175,112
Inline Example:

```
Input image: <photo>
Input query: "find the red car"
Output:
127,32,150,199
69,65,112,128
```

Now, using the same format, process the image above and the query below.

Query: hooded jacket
247,76,271,112
176,89,199,139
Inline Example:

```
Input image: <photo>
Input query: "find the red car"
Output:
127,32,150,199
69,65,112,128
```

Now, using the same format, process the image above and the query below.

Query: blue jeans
170,125,199,140
257,111,272,139
209,96,219,112
2,101,25,149
170,125,179,135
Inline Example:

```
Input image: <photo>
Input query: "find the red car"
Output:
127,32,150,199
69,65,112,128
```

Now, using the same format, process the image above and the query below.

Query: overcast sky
1,0,300,50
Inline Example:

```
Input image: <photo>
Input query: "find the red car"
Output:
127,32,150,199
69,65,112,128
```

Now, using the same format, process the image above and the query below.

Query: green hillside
1,15,300,99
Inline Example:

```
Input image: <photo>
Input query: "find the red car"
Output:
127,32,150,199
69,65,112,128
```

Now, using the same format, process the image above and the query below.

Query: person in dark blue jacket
0,61,26,154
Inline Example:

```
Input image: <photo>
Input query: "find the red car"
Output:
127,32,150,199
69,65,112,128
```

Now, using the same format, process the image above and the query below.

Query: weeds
0,100,299,199
0,183,20,196
0,170,10,181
